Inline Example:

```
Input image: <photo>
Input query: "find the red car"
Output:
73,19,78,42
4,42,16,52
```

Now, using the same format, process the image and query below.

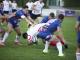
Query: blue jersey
40,16,49,23
14,10,27,19
8,10,28,28
45,19,61,34
37,19,61,41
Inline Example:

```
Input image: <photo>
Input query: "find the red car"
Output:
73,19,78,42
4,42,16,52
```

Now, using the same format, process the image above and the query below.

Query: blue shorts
8,17,19,28
77,31,80,43
37,31,52,41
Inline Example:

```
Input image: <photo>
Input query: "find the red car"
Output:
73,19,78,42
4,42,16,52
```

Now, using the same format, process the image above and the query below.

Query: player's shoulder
49,18,57,22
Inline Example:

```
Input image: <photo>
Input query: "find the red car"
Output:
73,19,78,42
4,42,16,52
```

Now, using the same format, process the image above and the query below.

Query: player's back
27,23,47,36
45,19,61,33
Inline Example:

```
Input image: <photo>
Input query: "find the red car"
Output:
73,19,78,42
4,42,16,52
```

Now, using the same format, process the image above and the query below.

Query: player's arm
8,12,16,18
21,15,35,25
27,15,36,24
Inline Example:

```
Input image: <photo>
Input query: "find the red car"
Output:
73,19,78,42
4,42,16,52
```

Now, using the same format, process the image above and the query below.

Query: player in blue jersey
0,5,34,46
40,12,55,23
40,13,68,49
37,14,65,56
76,16,80,60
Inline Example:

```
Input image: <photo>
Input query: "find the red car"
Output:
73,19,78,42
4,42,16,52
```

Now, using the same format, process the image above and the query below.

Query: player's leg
14,26,22,45
54,35,64,56
56,35,68,49
50,35,68,49
0,23,13,46
42,34,52,53
76,32,80,60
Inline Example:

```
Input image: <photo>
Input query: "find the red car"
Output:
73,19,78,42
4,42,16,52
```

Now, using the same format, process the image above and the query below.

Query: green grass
0,17,76,60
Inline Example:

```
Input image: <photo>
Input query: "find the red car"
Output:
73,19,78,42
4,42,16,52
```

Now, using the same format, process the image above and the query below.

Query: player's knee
22,32,28,39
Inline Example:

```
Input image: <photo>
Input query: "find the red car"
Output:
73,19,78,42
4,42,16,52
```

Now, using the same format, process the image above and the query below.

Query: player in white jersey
12,0,18,13
3,0,10,14
23,23,48,44
31,0,44,20
26,0,33,15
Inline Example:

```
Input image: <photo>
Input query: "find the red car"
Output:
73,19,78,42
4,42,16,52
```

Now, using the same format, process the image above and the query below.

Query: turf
0,17,76,60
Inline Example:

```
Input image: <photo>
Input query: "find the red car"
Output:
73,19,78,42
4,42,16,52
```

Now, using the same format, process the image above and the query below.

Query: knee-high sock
44,41,50,50
76,53,80,60
56,41,63,55
2,32,9,42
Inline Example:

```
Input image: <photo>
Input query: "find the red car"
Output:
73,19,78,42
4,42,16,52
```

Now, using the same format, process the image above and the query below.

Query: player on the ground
75,16,80,60
37,14,65,56
23,23,48,45
0,5,34,46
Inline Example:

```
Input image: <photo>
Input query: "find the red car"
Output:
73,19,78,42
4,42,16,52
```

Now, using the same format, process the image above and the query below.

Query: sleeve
21,15,26,19
16,10,26,18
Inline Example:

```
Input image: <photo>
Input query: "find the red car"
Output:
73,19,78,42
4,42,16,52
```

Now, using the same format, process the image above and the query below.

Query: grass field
0,17,76,60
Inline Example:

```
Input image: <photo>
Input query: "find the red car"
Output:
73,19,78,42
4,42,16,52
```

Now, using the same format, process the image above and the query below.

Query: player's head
23,5,29,13
22,32,28,39
58,14,64,23
58,14,64,20
49,12,55,19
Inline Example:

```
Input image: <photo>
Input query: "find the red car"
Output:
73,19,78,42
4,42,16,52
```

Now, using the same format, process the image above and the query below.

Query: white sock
76,53,80,60
44,41,50,50
56,42,63,55
15,35,20,42
2,32,9,42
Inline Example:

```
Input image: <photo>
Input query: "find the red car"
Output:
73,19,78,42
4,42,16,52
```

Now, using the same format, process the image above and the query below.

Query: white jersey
12,2,17,9
26,2,33,10
32,1,44,15
27,23,47,42
3,1,10,11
